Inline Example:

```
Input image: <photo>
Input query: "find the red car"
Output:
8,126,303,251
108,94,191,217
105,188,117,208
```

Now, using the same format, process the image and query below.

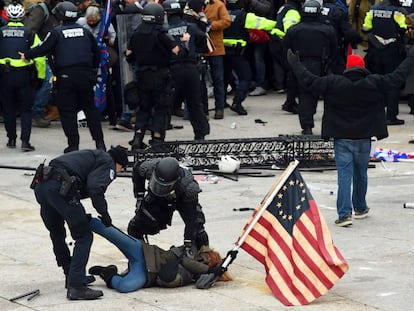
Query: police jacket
128,23,177,68
0,21,46,78
289,55,414,140
271,0,301,38
362,0,407,40
24,21,100,71
321,2,362,49
223,9,276,50
132,158,201,242
49,149,117,216
142,244,210,287
283,17,337,76
167,14,207,63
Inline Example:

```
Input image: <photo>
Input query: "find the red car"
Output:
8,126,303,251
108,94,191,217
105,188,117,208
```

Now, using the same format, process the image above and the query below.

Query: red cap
346,54,365,69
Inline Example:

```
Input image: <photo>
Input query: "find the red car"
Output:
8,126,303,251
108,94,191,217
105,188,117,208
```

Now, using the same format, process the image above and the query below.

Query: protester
88,217,232,293
287,47,414,226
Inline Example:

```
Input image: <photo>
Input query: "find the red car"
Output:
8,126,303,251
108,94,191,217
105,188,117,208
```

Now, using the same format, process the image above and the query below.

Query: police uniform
33,149,117,289
362,0,407,124
166,6,210,140
320,0,362,73
127,18,178,146
223,4,276,115
270,0,302,113
283,2,337,134
24,19,105,153
0,21,46,150
128,158,209,250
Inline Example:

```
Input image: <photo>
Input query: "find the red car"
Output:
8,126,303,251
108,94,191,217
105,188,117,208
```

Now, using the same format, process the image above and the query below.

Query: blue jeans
32,61,53,118
253,43,266,88
334,139,371,219
90,218,147,293
207,56,225,111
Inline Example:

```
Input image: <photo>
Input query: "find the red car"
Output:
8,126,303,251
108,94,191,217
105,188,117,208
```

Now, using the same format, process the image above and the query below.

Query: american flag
237,164,348,306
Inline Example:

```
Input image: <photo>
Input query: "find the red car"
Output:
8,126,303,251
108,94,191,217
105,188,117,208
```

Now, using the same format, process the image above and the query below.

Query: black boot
95,140,106,151
230,103,247,115
89,265,118,288
66,286,103,300
129,131,145,150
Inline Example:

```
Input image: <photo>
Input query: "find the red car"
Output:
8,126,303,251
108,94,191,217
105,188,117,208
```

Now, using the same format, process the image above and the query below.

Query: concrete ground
2,91,414,311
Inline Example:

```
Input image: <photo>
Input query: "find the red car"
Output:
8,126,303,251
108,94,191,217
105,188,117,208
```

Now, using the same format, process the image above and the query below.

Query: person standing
283,0,337,135
362,0,408,125
163,0,210,140
20,1,106,153
0,1,46,151
287,48,414,226
203,0,231,120
32,145,129,300
127,3,182,149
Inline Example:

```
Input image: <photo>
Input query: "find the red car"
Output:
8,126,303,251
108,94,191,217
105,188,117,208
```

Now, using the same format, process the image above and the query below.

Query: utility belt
170,60,197,68
30,164,79,196
0,62,34,73
223,41,246,55
137,65,167,72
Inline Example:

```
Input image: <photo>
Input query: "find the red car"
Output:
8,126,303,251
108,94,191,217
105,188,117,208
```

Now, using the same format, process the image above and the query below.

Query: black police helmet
52,1,78,22
163,0,182,14
301,0,321,17
149,157,181,197
107,145,129,167
142,3,165,25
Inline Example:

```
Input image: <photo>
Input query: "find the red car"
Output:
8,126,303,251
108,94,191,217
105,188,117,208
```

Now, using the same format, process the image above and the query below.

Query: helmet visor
148,171,176,197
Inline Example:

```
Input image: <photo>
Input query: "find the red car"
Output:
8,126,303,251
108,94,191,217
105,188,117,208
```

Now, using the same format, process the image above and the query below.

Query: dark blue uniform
24,22,104,152
34,150,117,288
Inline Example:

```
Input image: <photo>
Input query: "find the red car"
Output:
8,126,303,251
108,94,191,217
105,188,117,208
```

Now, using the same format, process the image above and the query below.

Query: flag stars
296,205,301,210
277,202,282,208
289,180,295,186
278,193,283,199
301,197,305,202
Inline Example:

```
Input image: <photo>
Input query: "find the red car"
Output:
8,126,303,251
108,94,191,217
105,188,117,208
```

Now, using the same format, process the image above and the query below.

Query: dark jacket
289,55,414,140
50,149,116,215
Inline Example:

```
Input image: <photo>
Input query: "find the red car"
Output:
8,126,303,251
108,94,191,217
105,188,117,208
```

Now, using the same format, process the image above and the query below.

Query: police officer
128,157,209,257
223,0,276,116
283,0,337,135
126,3,182,150
20,1,106,153
164,0,210,140
320,0,362,73
362,0,408,125
33,145,129,300
0,1,46,151
270,0,302,114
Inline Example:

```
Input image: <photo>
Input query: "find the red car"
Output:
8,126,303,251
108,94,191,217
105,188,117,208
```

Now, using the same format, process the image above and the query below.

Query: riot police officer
362,0,408,125
33,145,129,300
0,2,46,151
128,157,209,257
126,3,182,150
164,0,210,140
283,0,337,135
20,1,106,153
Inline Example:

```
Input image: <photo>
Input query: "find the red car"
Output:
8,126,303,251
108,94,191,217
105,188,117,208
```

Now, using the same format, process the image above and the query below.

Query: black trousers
55,68,104,147
170,63,210,138
34,179,92,287
0,70,34,142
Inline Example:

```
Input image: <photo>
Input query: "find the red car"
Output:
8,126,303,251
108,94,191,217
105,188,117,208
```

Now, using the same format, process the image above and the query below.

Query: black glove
287,48,300,66
184,241,194,259
207,264,226,277
99,212,112,227
225,250,238,265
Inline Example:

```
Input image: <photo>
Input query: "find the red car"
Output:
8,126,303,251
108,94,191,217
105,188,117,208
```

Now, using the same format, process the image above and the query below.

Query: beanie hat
346,54,365,69
107,145,129,167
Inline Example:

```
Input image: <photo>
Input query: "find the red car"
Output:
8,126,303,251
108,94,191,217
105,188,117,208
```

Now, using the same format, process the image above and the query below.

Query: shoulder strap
38,2,50,23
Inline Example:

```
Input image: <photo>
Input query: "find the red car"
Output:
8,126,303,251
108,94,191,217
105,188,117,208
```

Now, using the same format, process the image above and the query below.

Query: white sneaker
249,86,266,96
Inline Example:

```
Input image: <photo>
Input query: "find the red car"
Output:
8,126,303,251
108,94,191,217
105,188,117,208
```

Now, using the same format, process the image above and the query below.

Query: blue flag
94,0,112,113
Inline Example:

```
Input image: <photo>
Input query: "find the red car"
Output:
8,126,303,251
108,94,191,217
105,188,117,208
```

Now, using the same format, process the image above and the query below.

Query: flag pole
222,160,300,268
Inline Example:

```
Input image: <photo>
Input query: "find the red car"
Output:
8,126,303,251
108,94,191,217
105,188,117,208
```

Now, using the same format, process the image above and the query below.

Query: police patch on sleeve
110,169,115,180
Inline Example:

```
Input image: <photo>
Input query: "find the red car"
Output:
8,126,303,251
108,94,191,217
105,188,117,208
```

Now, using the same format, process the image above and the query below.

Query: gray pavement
2,92,414,311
